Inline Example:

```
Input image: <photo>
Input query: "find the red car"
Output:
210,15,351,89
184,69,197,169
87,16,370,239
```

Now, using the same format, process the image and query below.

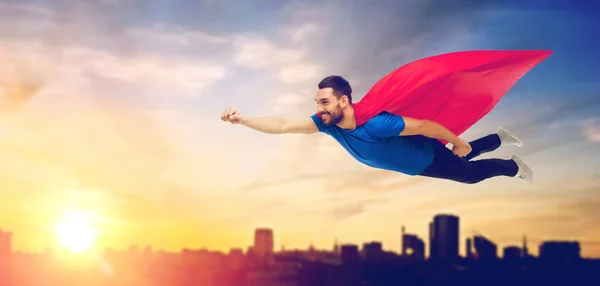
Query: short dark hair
318,75,352,103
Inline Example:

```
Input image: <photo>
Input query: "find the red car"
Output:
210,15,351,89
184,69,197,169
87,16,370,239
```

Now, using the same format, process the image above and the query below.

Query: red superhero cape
316,50,552,145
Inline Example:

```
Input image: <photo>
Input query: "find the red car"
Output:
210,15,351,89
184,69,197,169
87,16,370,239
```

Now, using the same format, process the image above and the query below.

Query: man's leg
420,139,525,184
464,127,523,161
464,134,501,161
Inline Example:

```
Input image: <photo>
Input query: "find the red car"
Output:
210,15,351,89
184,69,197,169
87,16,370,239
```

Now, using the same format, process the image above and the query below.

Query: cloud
0,72,44,111
331,203,365,220
451,92,600,159
279,22,320,46
272,93,314,115
581,118,600,143
508,94,600,134
0,2,235,106
278,63,322,85
71,47,228,98
231,35,305,70
466,189,600,256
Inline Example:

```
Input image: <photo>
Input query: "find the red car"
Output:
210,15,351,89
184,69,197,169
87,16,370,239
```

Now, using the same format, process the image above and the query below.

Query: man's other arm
399,117,464,147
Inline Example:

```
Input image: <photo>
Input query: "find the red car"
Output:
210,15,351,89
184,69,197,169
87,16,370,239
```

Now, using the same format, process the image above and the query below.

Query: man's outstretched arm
221,108,318,134
242,117,318,134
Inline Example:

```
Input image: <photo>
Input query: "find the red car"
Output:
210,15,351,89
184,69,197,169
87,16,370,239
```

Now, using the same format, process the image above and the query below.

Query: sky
0,0,599,258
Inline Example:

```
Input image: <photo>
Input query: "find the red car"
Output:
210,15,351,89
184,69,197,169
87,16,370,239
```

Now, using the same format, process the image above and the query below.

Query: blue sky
0,0,599,256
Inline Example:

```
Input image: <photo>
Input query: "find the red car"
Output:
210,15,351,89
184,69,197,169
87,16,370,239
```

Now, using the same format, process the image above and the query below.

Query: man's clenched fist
221,107,242,124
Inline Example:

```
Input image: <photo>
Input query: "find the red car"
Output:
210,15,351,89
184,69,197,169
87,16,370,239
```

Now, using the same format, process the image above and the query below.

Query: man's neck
336,105,357,131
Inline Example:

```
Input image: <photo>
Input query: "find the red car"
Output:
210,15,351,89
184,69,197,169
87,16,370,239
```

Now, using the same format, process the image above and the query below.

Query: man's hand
452,139,472,157
221,107,243,124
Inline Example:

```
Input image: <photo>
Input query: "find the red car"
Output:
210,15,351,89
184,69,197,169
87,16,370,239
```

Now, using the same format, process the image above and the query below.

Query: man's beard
321,106,343,126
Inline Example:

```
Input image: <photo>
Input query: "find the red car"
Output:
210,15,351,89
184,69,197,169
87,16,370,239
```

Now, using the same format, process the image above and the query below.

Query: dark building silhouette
0,229,11,256
228,248,244,269
341,244,359,265
539,240,581,263
503,246,522,263
0,229,11,270
429,214,459,261
401,226,425,261
362,241,383,261
473,235,497,261
466,238,473,259
522,235,529,257
254,228,274,257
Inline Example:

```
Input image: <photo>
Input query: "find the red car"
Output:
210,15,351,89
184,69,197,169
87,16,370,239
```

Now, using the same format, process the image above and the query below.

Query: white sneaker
497,127,523,147
511,155,533,184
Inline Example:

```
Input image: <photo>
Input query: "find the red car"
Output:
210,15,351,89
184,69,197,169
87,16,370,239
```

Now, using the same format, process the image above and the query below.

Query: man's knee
453,174,479,184
461,177,482,184
456,166,481,184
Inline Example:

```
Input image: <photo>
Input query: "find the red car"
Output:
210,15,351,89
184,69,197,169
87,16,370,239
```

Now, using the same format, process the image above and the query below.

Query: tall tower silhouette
0,228,11,267
522,234,529,258
401,225,405,254
429,214,460,261
254,228,273,257
0,229,11,255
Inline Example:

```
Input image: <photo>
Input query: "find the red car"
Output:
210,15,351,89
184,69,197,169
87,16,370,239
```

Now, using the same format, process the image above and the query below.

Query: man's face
315,88,345,126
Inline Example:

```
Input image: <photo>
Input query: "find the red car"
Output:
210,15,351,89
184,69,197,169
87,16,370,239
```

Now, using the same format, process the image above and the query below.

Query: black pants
418,134,519,184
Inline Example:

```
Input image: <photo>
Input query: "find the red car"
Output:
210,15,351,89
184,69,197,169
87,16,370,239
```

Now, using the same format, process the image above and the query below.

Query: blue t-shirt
310,112,436,175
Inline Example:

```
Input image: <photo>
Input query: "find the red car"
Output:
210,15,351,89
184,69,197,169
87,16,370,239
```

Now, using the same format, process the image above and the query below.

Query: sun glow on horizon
54,211,99,254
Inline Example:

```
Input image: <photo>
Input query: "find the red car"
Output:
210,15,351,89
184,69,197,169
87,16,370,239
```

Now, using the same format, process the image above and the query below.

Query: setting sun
54,211,99,254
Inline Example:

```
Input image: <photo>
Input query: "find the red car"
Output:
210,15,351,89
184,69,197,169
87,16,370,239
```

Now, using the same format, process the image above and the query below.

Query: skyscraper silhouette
0,229,11,256
253,228,274,258
402,225,425,261
429,214,459,261
466,238,473,259
522,234,529,258
473,235,498,261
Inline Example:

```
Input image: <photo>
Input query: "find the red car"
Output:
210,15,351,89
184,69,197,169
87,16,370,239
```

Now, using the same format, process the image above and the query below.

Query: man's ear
340,95,350,107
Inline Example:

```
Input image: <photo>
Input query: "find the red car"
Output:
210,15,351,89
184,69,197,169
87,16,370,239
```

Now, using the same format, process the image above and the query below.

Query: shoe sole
498,127,523,147
511,155,533,184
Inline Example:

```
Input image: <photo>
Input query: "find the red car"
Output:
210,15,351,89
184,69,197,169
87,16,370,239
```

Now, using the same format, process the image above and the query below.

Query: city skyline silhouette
0,212,595,286
0,212,587,260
